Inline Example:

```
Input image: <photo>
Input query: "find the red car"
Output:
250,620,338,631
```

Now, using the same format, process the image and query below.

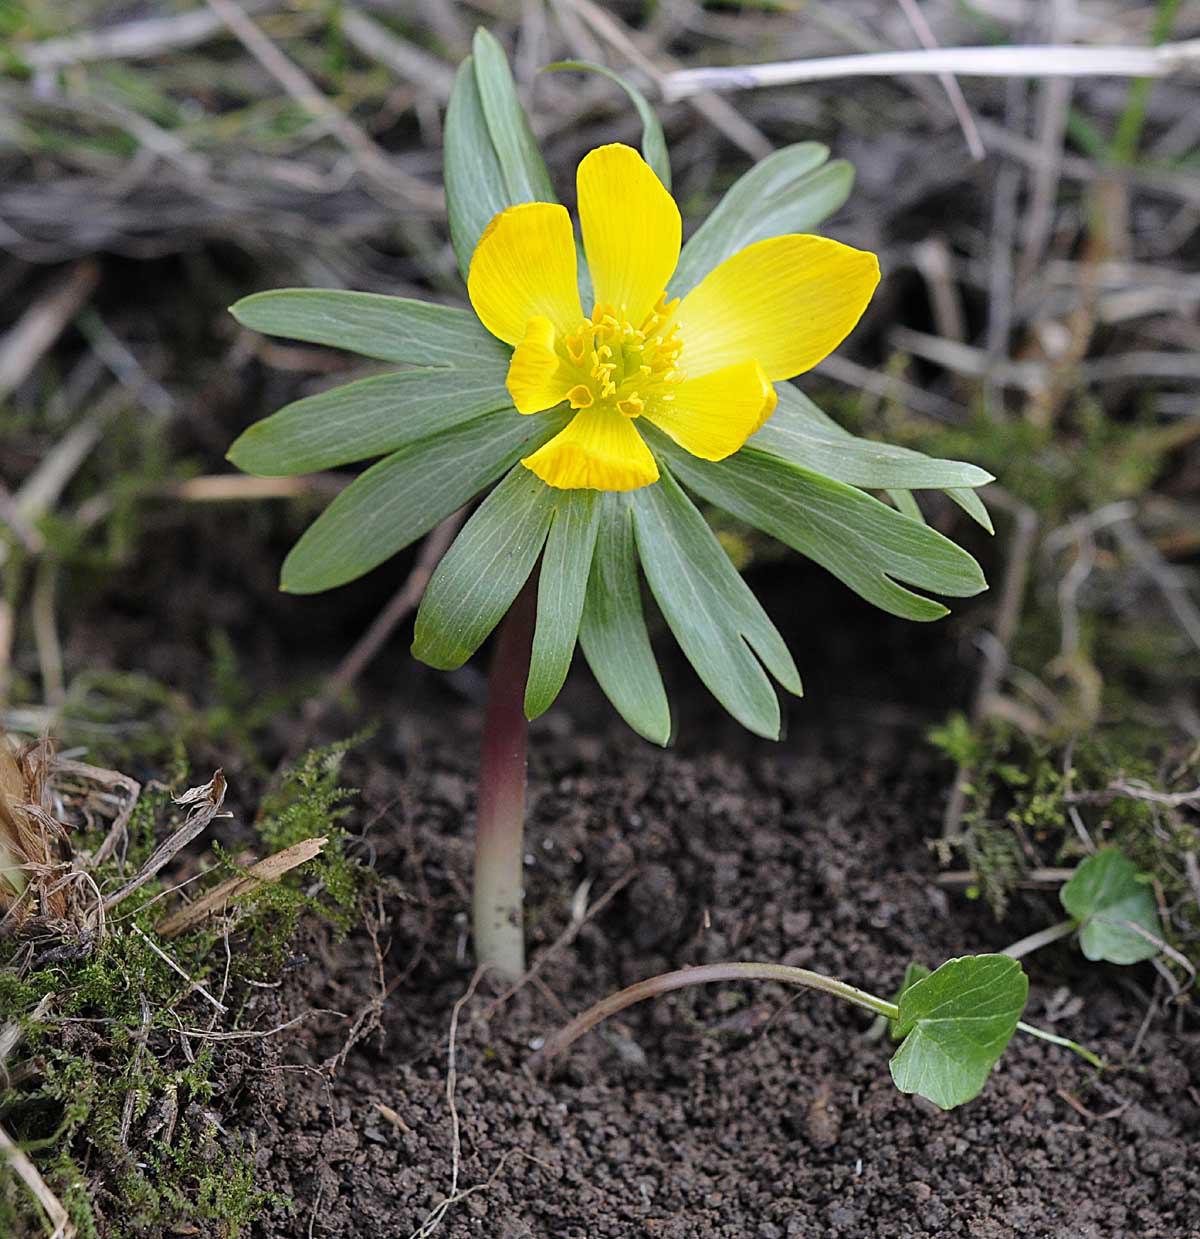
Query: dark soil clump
235,717,1200,1239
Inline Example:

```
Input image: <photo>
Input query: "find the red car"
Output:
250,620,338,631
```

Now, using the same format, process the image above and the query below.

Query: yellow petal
578,144,680,326
645,361,776,461
676,235,880,381
522,408,660,492
506,316,572,414
468,203,582,346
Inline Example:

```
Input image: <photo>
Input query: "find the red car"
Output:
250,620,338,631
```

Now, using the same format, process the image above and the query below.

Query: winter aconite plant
228,32,993,983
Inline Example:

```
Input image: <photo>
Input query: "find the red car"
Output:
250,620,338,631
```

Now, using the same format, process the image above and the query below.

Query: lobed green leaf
578,495,671,746
525,489,603,720
280,409,568,595
670,144,853,297
228,367,512,476
413,465,557,671
631,467,801,740
889,955,1028,1110
1060,848,1162,965
653,431,987,622
230,289,504,368
546,61,670,189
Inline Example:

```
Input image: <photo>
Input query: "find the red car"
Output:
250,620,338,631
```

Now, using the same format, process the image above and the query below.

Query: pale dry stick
409,964,491,1239
1065,781,1200,809
100,771,227,913
0,1120,75,1239
156,836,328,938
890,327,1049,393
976,118,1200,209
937,867,1075,887
31,559,64,707
15,0,277,69
565,0,773,160
202,0,441,209
171,474,348,503
176,1009,339,1042
339,7,456,101
1111,516,1200,654
0,481,42,554
0,260,98,400
984,76,1024,417
910,238,968,344
815,353,963,423
130,924,229,1015
76,309,175,419
55,757,142,868
5,384,130,566
663,40,1200,100
895,0,985,160
1020,78,1073,277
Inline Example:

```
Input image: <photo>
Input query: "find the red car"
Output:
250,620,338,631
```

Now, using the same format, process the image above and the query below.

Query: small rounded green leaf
1060,848,1162,965
889,955,1028,1110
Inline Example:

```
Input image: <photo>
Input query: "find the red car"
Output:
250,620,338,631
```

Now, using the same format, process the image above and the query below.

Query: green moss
1,743,366,1236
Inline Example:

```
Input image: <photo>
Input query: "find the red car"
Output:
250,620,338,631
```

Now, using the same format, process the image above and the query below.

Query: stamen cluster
562,292,684,419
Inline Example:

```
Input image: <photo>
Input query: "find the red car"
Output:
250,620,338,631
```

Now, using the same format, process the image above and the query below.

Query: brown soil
226,690,1200,1239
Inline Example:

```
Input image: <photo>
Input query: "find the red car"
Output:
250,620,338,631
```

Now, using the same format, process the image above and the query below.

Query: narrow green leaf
228,367,513,476
578,494,671,746
653,432,988,622
413,465,556,670
631,468,801,740
946,486,995,534
281,409,568,594
1060,848,1162,965
230,290,505,368
525,489,603,720
472,28,557,208
889,955,1028,1110
888,489,924,521
670,144,852,297
546,61,669,189
752,384,994,492
444,55,513,282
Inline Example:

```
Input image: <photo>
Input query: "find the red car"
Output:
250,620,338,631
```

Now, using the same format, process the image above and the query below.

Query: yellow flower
467,143,880,492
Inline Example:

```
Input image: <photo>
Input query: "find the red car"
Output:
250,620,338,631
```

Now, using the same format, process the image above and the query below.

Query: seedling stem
473,576,537,982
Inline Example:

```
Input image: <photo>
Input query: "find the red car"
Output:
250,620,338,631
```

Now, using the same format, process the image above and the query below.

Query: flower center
560,292,684,419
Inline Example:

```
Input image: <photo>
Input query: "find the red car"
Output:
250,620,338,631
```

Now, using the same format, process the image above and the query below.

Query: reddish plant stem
473,574,538,982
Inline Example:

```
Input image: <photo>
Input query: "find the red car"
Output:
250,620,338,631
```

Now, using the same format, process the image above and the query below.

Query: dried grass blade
156,835,328,938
